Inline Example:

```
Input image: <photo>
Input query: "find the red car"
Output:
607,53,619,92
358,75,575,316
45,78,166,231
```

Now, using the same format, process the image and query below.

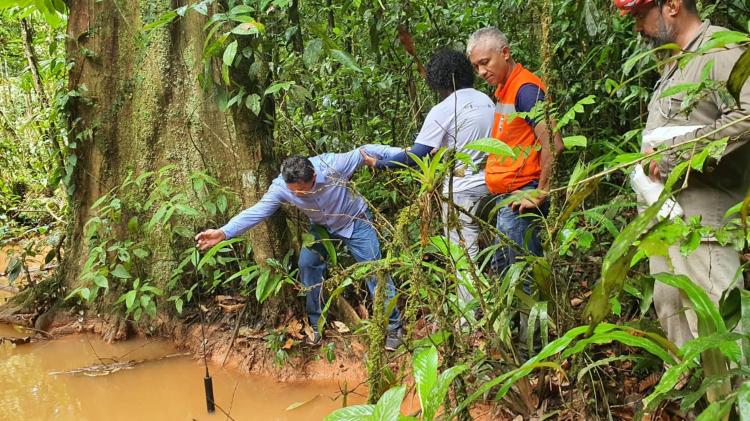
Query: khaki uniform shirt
644,20,750,228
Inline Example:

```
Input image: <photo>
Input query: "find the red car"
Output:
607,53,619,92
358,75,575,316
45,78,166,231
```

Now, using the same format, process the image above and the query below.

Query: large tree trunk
60,0,288,330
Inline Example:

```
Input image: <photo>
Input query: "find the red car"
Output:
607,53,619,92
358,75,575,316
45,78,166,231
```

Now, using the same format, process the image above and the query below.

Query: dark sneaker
384,328,403,351
306,331,322,347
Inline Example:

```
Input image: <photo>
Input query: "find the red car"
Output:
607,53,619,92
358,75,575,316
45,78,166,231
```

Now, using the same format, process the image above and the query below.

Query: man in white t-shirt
361,49,495,308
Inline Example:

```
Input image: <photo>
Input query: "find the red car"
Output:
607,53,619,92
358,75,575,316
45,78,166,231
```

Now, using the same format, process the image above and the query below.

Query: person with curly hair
361,49,495,319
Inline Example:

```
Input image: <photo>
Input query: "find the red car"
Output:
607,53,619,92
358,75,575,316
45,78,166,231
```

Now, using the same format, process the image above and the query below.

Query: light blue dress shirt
220,144,404,239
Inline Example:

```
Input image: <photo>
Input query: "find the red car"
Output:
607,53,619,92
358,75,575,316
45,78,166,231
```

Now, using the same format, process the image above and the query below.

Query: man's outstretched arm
195,185,284,250
360,143,434,169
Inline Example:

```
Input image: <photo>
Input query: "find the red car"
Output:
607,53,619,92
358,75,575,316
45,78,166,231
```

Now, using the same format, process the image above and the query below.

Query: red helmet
614,0,654,15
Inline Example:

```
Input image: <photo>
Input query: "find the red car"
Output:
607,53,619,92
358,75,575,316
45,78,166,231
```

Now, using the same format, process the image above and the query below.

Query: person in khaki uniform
616,0,750,347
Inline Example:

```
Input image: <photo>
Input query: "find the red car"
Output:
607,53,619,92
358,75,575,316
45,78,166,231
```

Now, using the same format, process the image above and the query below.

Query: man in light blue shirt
195,145,403,349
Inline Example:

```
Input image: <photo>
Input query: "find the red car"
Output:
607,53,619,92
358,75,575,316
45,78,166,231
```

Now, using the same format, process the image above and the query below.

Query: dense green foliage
1,0,750,419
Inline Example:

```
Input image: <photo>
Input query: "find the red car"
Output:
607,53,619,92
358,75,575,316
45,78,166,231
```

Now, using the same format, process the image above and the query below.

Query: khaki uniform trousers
650,241,741,347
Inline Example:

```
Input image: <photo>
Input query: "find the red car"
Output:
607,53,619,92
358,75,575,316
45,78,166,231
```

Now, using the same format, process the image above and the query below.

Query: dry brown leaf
304,324,315,342
218,303,244,313
355,303,369,319
286,319,304,339
238,326,265,339
281,338,295,350
332,321,350,333
639,372,660,393
623,377,637,395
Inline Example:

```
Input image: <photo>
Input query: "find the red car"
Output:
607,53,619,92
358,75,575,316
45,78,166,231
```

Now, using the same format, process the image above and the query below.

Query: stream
0,323,360,420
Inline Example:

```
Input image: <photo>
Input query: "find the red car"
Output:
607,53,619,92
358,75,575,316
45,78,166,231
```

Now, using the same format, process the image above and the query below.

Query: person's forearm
374,143,433,169
220,211,263,239
539,145,553,193
219,194,281,238
535,122,561,193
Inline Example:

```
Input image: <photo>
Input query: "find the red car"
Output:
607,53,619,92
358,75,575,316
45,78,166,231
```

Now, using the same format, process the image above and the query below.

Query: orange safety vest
485,64,546,194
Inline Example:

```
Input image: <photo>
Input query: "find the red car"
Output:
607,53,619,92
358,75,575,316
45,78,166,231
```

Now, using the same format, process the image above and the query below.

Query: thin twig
221,303,248,367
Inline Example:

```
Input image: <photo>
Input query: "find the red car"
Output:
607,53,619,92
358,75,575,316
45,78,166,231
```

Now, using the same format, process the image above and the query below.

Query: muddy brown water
0,324,364,421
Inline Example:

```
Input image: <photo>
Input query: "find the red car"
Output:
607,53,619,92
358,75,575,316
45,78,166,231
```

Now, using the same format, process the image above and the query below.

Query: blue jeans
493,181,548,284
298,214,401,332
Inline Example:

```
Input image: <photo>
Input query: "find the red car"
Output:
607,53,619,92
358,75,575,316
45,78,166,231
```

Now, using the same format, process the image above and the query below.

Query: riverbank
0,322,366,420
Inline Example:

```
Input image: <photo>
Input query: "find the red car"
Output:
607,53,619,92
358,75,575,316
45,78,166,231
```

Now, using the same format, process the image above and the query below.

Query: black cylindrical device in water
204,374,215,413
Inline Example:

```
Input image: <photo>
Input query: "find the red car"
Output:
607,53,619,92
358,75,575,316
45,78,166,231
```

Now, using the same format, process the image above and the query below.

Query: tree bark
289,0,304,55
61,0,288,327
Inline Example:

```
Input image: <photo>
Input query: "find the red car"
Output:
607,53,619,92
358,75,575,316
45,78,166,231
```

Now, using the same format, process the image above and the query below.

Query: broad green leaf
689,138,727,171
264,81,295,95
93,275,108,289
623,43,680,75
585,194,668,327
173,226,193,239
323,404,374,421
313,226,337,266
644,332,742,409
738,381,750,420
719,287,741,331
582,0,600,36
728,47,750,105
223,40,238,67
426,365,467,420
658,82,700,99
742,290,750,365
562,135,587,148
577,355,641,382
304,38,324,67
147,205,168,229
228,5,254,15
124,290,137,309
255,269,274,303
330,49,362,72
143,10,178,32
231,21,262,36
653,273,727,335
245,94,261,115
371,385,405,421
145,300,157,318
694,399,734,421
464,137,516,158
561,329,675,365
454,326,589,415
557,95,596,128
111,264,132,279
196,239,242,271
127,216,138,234
226,265,260,283
217,194,228,214
413,346,438,416
141,285,163,296
192,0,210,16
174,204,199,217
699,30,750,52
